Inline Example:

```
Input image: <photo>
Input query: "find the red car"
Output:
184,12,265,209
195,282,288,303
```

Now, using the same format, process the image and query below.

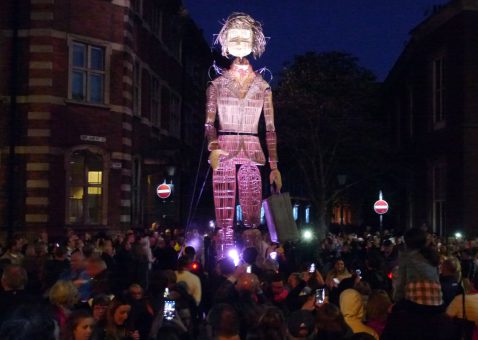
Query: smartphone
164,300,175,321
270,251,277,260
246,265,252,274
333,277,340,285
309,263,316,273
315,288,325,304
355,269,362,277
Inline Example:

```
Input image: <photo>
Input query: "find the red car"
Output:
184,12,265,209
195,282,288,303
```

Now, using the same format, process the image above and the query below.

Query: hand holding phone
309,263,316,273
164,300,175,320
315,288,325,305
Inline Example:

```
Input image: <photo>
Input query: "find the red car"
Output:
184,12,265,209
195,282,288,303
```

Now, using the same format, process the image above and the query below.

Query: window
305,207,310,224
170,94,181,138
151,77,160,126
432,57,445,127
70,42,106,104
151,5,162,38
132,157,142,225
161,87,170,130
293,204,299,221
332,204,352,225
133,61,141,115
432,162,446,235
408,86,414,137
67,150,105,225
236,205,243,223
131,0,142,15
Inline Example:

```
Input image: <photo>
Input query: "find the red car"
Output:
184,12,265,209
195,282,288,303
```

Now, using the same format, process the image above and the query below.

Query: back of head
404,228,427,250
177,256,191,271
1,264,27,290
218,257,236,276
316,303,348,333
366,290,392,321
340,289,364,320
256,306,287,340
243,247,258,265
208,303,240,337
49,280,79,308
0,305,57,340
287,310,315,339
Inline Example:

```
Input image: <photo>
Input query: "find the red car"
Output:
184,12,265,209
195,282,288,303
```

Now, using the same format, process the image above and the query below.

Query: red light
388,272,393,280
192,263,198,270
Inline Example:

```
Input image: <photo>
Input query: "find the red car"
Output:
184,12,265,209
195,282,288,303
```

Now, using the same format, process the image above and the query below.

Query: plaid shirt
405,281,443,306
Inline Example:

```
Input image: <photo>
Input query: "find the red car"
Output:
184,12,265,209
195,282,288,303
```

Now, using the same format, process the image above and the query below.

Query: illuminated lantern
205,13,282,258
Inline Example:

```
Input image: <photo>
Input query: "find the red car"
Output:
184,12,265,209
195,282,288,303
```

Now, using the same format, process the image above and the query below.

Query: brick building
384,0,478,236
0,0,212,237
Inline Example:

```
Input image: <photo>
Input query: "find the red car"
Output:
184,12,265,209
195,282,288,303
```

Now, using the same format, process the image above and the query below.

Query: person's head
86,256,107,277
287,310,316,339
216,257,236,277
316,303,348,334
6,238,22,253
441,256,461,281
91,294,111,322
288,272,302,289
207,303,240,339
0,305,58,340
70,250,86,272
236,273,260,294
270,273,285,295
1,264,27,291
49,280,79,309
216,12,266,59
382,239,395,256
184,246,196,260
404,228,428,250
106,297,131,328
334,259,346,273
54,245,68,260
128,283,143,300
256,306,287,340
177,256,191,272
366,290,392,322
339,289,365,320
242,247,259,265
62,309,95,340
101,239,115,257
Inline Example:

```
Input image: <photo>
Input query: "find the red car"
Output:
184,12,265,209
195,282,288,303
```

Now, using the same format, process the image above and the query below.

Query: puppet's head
216,12,266,59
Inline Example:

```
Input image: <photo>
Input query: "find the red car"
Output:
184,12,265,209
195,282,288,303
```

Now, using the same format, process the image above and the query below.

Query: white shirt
175,270,202,305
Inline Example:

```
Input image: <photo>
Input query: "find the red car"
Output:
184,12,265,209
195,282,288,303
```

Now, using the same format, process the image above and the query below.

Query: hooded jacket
339,289,379,340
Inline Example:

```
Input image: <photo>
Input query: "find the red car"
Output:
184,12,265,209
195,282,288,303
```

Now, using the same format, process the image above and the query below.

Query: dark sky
182,0,445,81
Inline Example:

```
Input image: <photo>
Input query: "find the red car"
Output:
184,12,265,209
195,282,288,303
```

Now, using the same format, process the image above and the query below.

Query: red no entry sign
157,183,172,199
374,200,389,215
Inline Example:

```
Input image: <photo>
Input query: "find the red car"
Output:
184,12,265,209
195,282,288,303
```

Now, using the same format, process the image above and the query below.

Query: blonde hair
48,280,79,308
215,12,266,59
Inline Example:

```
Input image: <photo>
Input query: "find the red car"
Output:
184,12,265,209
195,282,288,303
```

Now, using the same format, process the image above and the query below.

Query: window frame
432,56,446,129
67,36,111,105
65,146,109,226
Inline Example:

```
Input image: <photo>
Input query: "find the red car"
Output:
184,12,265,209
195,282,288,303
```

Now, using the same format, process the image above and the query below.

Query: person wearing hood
339,289,378,339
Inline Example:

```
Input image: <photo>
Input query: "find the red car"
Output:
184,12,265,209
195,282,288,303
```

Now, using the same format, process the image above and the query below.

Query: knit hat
287,310,315,338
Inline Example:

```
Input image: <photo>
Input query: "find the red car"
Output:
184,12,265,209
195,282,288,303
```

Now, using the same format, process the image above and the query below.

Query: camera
246,265,252,274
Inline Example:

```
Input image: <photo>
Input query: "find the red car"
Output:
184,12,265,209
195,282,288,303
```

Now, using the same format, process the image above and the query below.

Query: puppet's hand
269,169,282,192
208,149,229,171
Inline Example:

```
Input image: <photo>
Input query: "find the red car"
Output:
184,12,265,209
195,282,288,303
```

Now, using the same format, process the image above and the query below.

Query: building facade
0,0,211,237
384,0,478,236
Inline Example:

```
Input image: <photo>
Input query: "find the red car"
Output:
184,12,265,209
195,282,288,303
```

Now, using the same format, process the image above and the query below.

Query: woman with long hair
104,297,139,340
62,309,95,340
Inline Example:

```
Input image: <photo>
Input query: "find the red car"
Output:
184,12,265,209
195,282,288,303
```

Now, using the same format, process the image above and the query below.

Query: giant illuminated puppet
205,13,282,257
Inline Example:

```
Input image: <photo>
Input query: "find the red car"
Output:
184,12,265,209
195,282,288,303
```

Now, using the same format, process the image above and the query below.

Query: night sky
182,0,445,81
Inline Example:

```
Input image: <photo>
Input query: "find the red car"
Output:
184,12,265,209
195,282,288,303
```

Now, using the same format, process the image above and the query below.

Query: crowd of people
0,225,477,340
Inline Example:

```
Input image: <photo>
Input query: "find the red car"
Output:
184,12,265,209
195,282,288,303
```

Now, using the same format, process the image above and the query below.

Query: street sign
374,199,389,215
157,183,172,199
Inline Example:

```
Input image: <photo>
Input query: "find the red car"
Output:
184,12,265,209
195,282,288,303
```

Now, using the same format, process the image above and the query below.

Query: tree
274,51,386,231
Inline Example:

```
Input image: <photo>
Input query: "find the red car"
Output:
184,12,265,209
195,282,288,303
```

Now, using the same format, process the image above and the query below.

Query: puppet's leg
213,160,236,258
238,164,262,228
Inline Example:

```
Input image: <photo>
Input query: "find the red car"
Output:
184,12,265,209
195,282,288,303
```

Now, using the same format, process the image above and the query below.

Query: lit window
236,205,243,222
260,206,265,225
293,204,299,221
305,207,310,224
67,150,104,225
71,42,105,104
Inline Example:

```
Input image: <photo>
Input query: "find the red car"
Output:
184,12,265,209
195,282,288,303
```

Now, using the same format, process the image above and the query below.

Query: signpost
374,191,389,232
157,183,172,199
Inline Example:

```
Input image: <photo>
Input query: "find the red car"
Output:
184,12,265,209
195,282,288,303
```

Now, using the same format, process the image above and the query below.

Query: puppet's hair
215,12,266,59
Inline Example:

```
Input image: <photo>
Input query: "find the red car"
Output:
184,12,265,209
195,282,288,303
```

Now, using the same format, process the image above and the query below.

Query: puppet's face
226,28,253,58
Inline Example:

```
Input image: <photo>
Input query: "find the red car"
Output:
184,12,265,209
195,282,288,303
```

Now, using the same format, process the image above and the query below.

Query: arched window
66,148,107,225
